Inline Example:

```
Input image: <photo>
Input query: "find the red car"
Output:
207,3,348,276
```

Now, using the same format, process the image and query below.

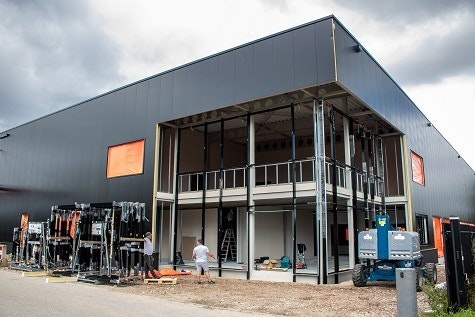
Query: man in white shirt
192,239,215,284
143,232,158,279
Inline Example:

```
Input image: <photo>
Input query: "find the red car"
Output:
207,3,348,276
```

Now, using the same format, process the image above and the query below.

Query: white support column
401,135,413,230
347,198,355,268
152,124,161,251
171,127,179,262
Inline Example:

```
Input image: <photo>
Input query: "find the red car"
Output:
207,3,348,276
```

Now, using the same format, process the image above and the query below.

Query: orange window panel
432,216,444,258
107,139,145,178
411,151,425,186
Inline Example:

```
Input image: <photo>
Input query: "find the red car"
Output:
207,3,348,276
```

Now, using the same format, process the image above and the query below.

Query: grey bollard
396,268,417,317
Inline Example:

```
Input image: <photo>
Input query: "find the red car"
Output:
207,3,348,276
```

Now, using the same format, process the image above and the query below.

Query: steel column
368,134,376,223
314,99,327,284
361,131,369,230
329,108,339,283
377,137,386,213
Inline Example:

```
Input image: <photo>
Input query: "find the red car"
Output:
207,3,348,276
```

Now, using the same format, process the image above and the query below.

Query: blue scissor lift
352,213,437,291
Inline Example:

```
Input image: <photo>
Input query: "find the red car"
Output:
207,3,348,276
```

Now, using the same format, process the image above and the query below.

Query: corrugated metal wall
1,15,473,246
0,17,337,242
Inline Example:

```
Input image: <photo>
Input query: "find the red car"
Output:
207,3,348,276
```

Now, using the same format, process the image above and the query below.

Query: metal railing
324,161,349,189
178,166,246,193
254,159,314,186
178,158,381,195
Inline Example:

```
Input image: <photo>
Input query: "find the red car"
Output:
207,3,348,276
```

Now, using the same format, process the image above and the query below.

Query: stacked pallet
143,277,177,285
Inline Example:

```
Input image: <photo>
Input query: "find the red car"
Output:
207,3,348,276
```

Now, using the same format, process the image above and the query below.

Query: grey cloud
335,0,475,25
387,18,475,85
0,1,123,132
334,0,475,85
257,0,290,11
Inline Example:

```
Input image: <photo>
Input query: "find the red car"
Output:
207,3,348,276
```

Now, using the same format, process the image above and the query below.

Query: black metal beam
201,123,208,242
246,113,251,280
218,119,224,276
291,105,297,282
350,118,359,265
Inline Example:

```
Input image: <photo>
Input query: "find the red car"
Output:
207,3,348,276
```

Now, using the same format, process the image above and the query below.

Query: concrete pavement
0,270,274,317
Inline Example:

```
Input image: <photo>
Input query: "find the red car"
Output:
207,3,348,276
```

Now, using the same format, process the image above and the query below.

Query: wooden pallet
46,276,78,283
21,270,47,277
257,267,288,272
144,277,177,285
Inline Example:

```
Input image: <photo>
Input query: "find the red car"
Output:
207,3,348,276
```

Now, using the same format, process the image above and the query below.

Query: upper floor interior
155,82,407,205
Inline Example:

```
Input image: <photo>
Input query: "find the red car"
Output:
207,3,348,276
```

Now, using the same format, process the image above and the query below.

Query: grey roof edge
337,79,474,172
2,15,336,134
332,17,475,173
332,17,434,126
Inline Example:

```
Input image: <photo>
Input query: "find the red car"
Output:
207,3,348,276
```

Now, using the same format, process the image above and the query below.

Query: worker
143,232,158,279
192,239,216,284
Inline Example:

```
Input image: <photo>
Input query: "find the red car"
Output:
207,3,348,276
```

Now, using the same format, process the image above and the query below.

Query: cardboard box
262,259,278,269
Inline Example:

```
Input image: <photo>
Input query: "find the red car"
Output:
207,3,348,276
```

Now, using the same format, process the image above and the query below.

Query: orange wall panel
107,139,145,178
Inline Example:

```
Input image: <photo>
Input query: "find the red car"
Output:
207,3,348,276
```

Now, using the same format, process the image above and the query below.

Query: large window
411,151,425,186
415,214,429,245
107,139,145,178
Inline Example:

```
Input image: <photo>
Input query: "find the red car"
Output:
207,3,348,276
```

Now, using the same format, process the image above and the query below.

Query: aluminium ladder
220,229,237,262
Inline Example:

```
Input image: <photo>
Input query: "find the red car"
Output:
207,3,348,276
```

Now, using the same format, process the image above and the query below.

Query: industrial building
0,15,474,284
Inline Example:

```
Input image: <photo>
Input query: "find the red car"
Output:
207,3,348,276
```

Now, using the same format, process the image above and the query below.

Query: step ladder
220,229,237,262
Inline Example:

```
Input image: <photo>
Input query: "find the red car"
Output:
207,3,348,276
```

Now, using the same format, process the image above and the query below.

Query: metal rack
10,201,148,284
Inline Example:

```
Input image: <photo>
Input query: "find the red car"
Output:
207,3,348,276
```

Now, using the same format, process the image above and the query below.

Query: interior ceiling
169,83,398,145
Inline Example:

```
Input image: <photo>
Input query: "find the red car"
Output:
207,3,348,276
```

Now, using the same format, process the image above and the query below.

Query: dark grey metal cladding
333,19,475,224
0,82,159,241
0,17,337,241
154,16,336,120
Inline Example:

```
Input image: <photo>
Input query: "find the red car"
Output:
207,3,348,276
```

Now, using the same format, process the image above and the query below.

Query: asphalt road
0,270,270,317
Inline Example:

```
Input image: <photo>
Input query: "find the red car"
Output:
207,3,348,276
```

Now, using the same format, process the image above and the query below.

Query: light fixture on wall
0,133,10,139
426,123,432,127
353,44,362,53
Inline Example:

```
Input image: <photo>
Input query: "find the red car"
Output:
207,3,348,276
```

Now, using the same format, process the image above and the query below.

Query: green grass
423,283,450,316
423,279,475,316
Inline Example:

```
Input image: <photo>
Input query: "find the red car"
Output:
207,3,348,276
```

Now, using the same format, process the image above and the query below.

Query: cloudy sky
1,0,474,170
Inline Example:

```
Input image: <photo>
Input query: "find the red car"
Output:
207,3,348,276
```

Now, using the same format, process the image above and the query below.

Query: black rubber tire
352,264,367,287
416,268,423,292
423,263,437,284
